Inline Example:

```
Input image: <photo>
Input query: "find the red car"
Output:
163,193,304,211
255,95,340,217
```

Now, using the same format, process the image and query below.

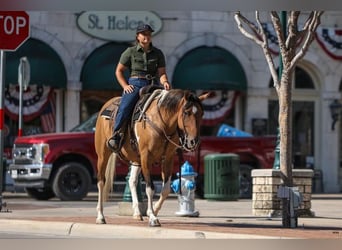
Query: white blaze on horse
95,88,210,227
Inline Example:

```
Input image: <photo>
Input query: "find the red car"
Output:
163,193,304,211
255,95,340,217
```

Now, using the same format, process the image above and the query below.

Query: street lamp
329,99,342,131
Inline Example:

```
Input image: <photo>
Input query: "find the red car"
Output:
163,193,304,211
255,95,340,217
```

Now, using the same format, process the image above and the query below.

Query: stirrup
107,133,122,152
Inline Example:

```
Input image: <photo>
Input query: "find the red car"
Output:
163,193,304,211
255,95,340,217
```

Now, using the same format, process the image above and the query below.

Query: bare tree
234,11,323,227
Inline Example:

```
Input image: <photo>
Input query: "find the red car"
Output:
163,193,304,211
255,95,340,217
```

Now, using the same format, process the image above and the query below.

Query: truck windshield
70,112,98,132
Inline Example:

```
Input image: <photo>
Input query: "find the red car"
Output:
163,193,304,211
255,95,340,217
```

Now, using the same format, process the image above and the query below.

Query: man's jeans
113,78,150,132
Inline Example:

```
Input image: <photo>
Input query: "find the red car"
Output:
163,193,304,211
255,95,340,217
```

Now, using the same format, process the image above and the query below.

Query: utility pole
0,50,6,211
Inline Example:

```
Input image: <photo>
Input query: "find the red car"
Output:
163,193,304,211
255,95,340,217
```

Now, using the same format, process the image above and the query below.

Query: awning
81,42,129,90
172,46,247,91
5,38,67,89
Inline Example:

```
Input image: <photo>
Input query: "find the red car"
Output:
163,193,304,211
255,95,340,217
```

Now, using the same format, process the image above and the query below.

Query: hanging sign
76,11,163,41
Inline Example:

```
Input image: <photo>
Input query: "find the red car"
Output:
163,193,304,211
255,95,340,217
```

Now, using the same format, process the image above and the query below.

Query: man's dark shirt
119,43,166,77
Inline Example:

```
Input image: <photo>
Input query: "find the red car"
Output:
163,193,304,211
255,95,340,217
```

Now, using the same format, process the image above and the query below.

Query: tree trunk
278,68,293,187
278,68,294,227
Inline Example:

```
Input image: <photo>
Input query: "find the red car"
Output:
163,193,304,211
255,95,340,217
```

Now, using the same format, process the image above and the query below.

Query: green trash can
204,153,240,201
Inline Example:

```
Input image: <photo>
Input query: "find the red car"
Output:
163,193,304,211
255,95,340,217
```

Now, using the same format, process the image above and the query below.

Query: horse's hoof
149,219,161,227
96,218,106,224
133,214,143,221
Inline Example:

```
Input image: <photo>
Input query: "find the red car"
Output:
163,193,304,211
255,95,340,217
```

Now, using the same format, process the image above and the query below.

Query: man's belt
130,74,155,80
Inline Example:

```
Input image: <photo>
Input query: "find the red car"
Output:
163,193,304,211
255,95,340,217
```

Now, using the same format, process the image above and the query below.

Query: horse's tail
103,153,117,202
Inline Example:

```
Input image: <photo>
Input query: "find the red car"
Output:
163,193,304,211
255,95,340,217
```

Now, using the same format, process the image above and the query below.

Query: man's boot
107,131,122,152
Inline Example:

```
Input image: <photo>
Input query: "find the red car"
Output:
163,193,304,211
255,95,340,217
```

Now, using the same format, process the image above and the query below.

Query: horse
95,88,210,227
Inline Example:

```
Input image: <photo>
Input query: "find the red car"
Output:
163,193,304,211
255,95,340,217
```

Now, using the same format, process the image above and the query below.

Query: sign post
0,11,30,211
18,57,30,137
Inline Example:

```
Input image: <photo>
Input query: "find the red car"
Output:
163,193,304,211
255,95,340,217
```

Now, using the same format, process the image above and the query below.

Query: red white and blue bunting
315,27,342,60
4,84,56,133
196,90,238,126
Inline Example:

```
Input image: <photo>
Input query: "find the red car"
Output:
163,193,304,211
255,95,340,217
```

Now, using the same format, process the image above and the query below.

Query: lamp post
329,99,342,131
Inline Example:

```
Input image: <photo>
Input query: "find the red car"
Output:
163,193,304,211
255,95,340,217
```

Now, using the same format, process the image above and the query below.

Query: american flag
40,94,56,133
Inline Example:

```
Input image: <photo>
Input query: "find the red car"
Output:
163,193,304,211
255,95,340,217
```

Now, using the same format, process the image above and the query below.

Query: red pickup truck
8,113,276,201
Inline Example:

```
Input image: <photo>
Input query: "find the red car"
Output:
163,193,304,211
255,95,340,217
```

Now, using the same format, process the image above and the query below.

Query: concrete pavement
0,192,341,239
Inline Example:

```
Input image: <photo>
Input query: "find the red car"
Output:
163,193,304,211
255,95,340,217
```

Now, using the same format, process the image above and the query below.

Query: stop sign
0,11,30,51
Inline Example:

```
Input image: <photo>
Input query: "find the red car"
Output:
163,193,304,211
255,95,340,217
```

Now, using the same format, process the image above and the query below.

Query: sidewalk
0,192,341,239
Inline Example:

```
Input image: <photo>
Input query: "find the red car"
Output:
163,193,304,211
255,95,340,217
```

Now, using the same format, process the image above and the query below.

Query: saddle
100,85,164,154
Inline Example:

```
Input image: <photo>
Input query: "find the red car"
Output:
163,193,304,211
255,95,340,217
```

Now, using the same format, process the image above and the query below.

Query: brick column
251,169,314,217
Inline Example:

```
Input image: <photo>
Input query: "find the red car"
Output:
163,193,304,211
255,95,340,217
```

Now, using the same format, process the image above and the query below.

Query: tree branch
270,11,288,72
286,11,300,49
234,11,263,46
290,11,324,70
234,11,279,89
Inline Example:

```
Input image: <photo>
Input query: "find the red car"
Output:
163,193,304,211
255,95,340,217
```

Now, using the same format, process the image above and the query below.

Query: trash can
204,153,240,200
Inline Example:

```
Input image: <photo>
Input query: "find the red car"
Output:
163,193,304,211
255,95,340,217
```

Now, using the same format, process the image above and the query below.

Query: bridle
141,96,201,152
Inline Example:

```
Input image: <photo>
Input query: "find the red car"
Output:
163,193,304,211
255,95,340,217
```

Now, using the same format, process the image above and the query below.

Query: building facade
4,11,342,192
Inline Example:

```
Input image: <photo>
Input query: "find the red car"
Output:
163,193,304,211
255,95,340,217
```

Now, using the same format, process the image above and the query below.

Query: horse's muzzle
180,136,200,151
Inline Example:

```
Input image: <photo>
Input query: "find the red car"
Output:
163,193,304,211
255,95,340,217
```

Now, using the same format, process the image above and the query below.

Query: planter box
251,169,315,217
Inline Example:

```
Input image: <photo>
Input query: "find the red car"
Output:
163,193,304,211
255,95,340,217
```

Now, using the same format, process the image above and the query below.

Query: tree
234,11,323,227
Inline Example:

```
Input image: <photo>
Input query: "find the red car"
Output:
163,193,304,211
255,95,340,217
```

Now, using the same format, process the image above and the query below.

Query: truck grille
13,158,34,164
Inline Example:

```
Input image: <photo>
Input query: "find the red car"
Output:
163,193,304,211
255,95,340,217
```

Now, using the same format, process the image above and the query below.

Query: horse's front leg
129,164,143,221
153,176,171,216
145,182,161,227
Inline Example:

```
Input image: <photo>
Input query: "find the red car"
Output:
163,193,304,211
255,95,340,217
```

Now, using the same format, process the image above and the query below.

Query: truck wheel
239,164,253,198
52,162,91,201
25,187,55,200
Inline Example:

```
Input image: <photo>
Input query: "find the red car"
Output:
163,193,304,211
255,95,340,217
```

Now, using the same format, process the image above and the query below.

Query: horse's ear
198,91,212,101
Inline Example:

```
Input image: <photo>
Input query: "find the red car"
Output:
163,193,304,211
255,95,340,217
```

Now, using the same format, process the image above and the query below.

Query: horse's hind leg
96,179,106,224
129,163,143,221
96,155,107,224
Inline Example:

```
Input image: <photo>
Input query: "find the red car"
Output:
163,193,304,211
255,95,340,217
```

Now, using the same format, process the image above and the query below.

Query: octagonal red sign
0,11,30,51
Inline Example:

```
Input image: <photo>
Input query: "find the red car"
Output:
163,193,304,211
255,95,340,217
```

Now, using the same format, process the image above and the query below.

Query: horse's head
177,91,211,151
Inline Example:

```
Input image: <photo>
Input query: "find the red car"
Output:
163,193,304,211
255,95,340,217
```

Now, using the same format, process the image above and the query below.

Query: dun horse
95,88,210,226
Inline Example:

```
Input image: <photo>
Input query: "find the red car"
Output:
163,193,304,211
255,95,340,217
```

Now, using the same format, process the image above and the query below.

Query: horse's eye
192,106,198,114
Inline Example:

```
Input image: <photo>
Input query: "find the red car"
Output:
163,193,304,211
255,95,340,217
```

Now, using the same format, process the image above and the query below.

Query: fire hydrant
171,161,199,217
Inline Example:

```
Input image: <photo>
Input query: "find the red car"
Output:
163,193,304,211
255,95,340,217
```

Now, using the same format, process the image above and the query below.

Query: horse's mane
158,89,203,116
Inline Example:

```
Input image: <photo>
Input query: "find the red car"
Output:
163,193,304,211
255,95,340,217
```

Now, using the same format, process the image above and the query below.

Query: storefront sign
76,11,162,41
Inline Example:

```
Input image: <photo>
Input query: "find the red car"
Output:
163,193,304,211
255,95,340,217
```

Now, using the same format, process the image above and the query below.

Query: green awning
5,38,67,89
173,46,247,91
81,42,129,90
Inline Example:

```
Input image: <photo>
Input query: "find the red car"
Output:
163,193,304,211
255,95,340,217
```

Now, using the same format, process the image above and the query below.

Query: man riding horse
107,23,171,152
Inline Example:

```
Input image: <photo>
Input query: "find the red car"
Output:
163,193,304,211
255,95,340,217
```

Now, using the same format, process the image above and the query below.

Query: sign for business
76,11,163,42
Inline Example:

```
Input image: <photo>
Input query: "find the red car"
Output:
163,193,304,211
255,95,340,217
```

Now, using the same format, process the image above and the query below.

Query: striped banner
196,90,239,126
315,27,342,60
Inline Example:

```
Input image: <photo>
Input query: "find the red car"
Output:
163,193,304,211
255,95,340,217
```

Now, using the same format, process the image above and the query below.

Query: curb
0,219,286,239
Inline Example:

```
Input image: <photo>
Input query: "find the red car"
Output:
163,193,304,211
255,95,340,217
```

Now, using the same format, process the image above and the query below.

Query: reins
141,113,183,149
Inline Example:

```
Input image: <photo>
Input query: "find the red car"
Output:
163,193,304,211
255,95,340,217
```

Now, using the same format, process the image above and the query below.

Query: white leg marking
96,180,106,224
129,164,143,220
